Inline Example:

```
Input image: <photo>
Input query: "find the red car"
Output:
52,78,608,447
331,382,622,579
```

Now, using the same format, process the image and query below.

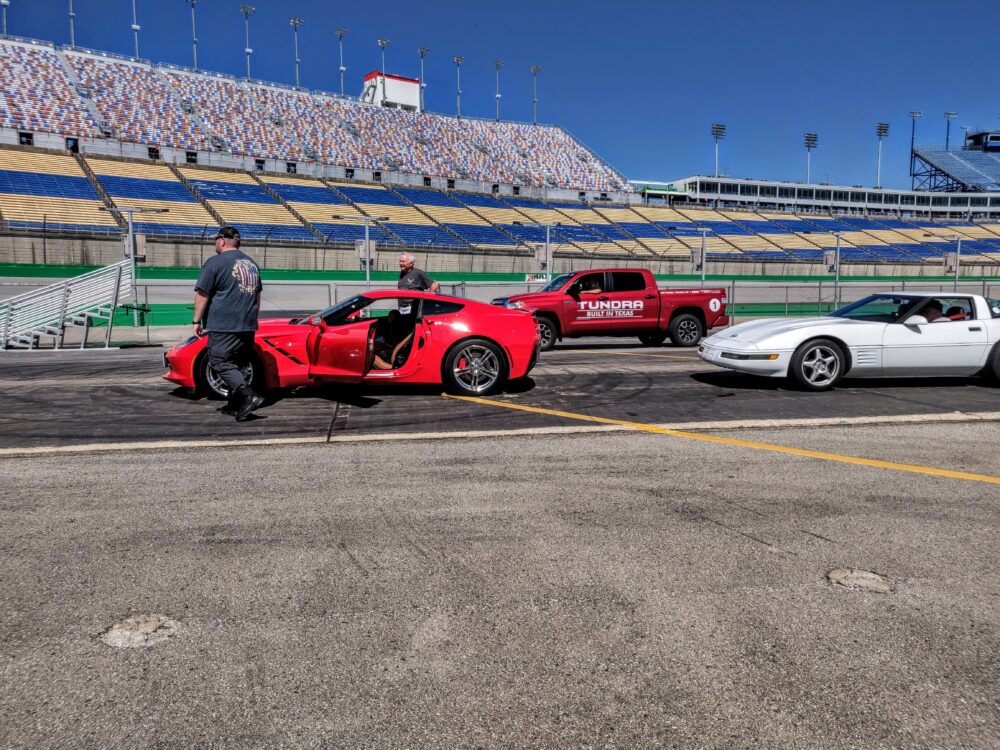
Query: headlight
507,300,527,310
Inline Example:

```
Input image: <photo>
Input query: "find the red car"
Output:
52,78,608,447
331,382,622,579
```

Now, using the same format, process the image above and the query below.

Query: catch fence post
106,264,123,348
55,283,71,350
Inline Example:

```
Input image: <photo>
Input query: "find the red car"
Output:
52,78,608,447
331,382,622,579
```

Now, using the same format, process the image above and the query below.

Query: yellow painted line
442,394,1000,486
552,349,698,361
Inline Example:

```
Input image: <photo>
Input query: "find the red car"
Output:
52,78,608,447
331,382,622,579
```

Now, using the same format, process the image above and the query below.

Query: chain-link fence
77,278,999,347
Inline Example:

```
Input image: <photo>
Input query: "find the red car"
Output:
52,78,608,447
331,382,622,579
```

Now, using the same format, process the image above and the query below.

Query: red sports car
163,289,540,397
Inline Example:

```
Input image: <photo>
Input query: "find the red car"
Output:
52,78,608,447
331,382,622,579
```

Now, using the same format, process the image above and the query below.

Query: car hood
706,316,863,346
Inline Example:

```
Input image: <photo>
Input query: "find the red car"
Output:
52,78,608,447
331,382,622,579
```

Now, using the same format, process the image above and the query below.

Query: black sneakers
232,385,264,422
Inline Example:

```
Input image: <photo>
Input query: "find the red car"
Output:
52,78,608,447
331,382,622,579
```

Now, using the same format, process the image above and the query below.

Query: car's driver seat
372,330,414,370
945,306,967,321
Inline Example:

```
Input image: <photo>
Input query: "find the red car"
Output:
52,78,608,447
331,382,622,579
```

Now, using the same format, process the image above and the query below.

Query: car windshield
829,294,923,323
538,273,572,292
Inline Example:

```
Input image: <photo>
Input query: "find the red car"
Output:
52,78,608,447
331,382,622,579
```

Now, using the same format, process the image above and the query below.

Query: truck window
611,272,646,292
577,273,604,295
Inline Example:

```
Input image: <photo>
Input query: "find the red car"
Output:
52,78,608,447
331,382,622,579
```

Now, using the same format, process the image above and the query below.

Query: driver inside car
922,300,949,323
372,309,414,370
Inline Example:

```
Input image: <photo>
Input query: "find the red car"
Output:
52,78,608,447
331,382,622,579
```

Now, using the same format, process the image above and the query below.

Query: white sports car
698,292,1000,390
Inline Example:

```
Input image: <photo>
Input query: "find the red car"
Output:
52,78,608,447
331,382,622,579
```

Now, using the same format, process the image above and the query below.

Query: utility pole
453,56,464,118
494,59,503,122
240,6,254,80
290,18,304,89
336,28,347,96
530,65,541,125
68,0,76,49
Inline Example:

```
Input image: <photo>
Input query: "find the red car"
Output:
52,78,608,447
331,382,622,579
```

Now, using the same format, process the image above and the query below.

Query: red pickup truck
492,268,728,351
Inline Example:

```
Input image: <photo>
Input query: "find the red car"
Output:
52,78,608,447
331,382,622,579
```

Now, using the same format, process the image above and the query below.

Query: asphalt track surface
1,339,999,748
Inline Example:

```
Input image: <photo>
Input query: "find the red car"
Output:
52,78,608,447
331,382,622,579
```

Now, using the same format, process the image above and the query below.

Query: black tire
638,331,668,347
197,354,262,399
983,342,1000,381
442,338,508,396
789,338,845,391
668,313,704,347
535,316,558,352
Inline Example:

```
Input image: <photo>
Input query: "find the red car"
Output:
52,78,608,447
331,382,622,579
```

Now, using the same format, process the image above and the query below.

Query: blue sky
8,0,1000,188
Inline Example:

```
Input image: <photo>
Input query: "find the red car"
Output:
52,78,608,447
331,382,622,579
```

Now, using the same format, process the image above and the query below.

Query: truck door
564,272,612,334
608,271,658,330
306,319,377,382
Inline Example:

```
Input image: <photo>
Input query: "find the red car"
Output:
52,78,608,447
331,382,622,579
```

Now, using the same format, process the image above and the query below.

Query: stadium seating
393,188,517,249
0,148,118,233
179,167,313,240
449,193,579,254
552,202,648,255
0,41,96,137
330,182,464,248
88,158,217,236
912,147,1000,191
164,71,302,162
261,175,394,245
66,53,207,151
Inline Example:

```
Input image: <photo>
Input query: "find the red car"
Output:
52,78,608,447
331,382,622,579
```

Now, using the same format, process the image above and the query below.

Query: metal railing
1,260,131,349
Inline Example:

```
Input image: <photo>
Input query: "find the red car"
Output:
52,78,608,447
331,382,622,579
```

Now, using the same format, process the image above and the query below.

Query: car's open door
306,317,376,382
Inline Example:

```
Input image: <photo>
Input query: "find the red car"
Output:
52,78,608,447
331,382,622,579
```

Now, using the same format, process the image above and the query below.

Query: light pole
453,56,464,118
100,206,168,324
960,124,970,147
184,0,200,71
494,59,503,122
944,112,958,150
336,28,347,96
830,232,842,308
417,47,428,112
514,220,559,281
711,123,726,178
530,65,541,125
2,0,11,39
695,228,711,285
290,18,304,89
68,0,76,49
333,215,389,289
131,0,141,59
875,121,889,188
908,110,922,180
377,38,391,105
924,232,963,289
240,5,254,80
804,133,818,184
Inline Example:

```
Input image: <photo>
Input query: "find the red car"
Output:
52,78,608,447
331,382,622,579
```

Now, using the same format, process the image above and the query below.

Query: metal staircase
1,260,132,350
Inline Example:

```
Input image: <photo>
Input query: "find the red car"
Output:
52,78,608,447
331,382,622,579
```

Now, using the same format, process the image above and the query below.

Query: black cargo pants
207,331,255,391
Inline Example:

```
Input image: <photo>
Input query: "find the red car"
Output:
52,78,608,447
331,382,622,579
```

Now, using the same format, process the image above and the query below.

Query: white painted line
2,410,999,457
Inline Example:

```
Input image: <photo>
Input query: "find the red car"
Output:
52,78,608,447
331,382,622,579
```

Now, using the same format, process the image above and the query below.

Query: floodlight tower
184,0,200,71
68,0,76,49
377,38,391,104
960,124,971,147
711,123,726,178
874,121,889,188
290,18,304,89
804,133,818,184
908,110,923,180
0,0,10,40
336,28,347,96
493,59,503,122
238,6,254,79
530,65,541,125
417,47,428,111
453,56,464,118
944,112,958,150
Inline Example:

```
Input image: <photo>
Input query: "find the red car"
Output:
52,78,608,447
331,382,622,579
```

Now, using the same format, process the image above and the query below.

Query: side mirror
567,283,581,298
906,315,929,326
309,314,327,329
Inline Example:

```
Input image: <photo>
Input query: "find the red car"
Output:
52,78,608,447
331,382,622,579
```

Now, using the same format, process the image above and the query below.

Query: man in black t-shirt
193,226,264,422
397,253,439,316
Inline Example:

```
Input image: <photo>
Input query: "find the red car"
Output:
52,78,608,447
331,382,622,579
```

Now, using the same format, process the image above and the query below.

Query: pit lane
1,338,999,452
